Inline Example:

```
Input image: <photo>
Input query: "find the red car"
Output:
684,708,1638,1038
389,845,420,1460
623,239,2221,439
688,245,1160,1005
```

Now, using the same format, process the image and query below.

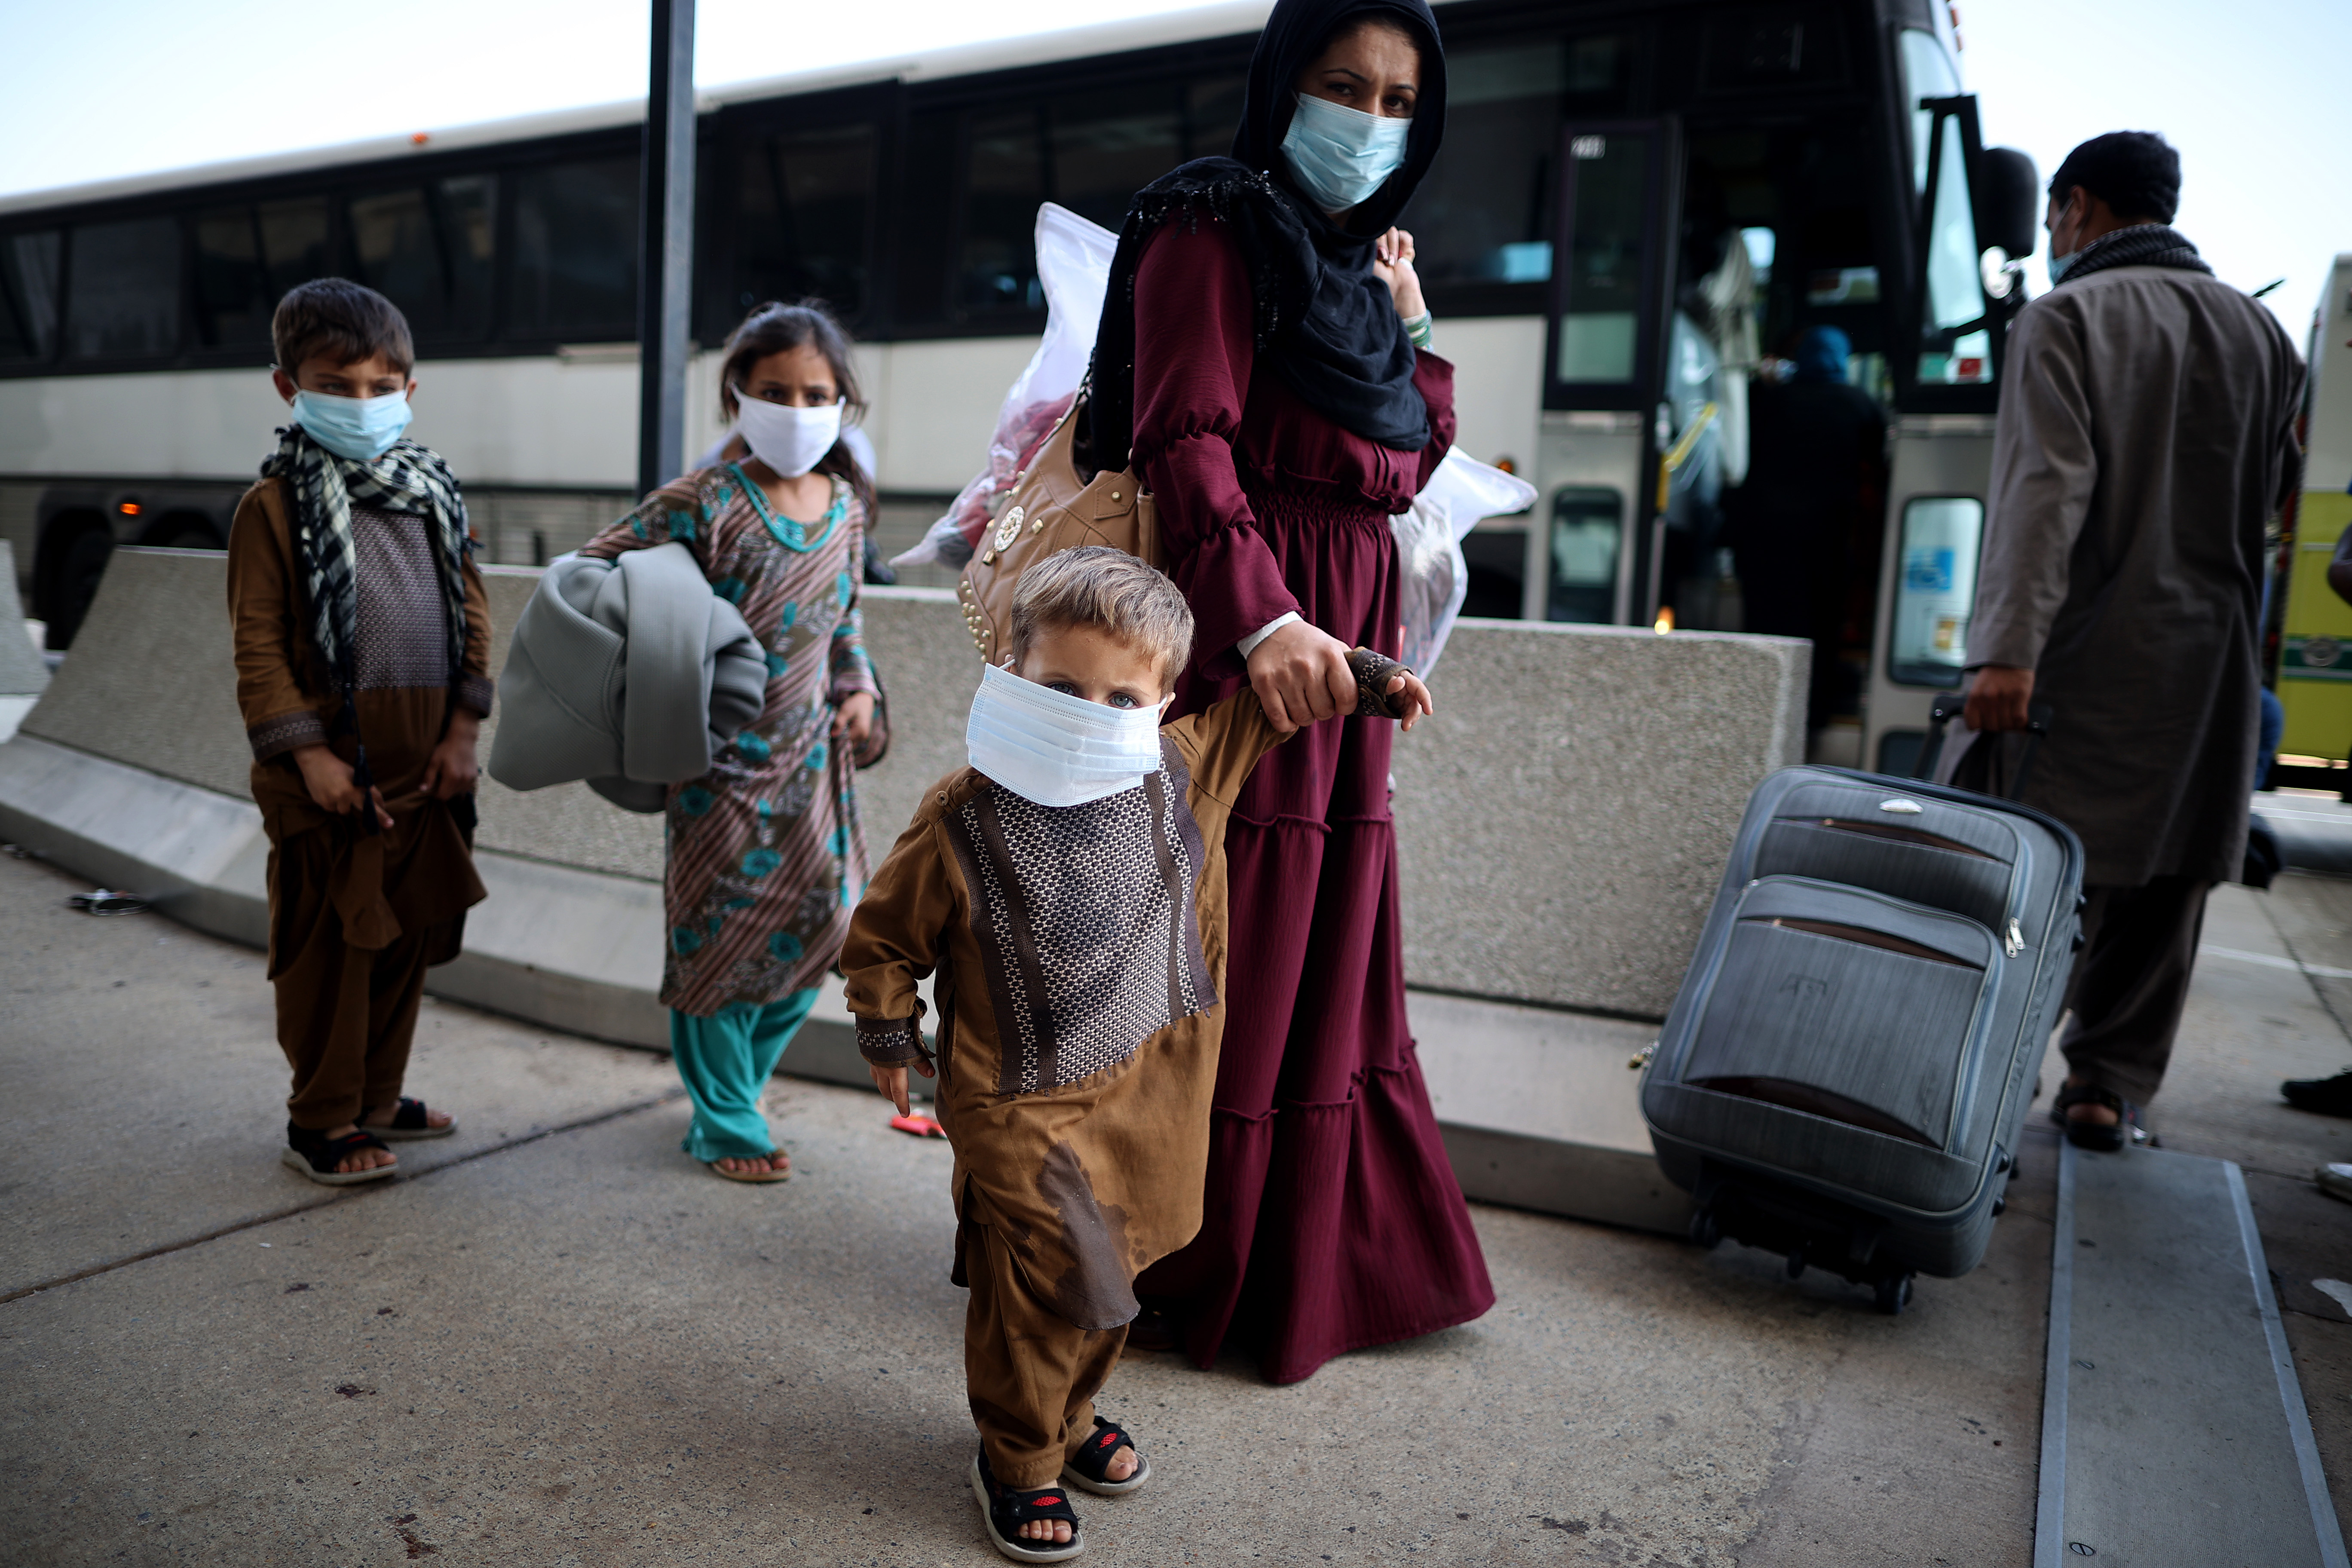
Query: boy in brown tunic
844,547,1427,1561
226,279,493,1186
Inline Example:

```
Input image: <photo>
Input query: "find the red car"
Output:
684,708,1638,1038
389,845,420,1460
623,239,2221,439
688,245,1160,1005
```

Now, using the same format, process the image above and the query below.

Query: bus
0,0,2031,770
2270,254,2352,789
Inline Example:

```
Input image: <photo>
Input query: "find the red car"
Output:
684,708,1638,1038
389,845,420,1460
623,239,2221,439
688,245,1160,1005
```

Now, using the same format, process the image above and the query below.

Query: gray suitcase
1639,719,2082,1313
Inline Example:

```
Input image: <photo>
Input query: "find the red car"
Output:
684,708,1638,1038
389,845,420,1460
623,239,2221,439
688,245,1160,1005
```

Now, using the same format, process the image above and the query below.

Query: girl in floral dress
582,302,886,1182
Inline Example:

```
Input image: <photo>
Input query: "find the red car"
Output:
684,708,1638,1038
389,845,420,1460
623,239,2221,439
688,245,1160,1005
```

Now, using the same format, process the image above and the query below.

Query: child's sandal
1060,1415,1150,1496
281,1124,397,1186
970,1450,1084,1562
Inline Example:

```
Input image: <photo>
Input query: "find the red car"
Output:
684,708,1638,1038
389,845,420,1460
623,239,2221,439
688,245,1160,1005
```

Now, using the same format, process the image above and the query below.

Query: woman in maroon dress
1084,0,1492,1384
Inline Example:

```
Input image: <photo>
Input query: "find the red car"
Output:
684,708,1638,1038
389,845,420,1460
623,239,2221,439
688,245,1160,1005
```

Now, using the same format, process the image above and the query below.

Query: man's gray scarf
2058,224,2214,287
259,426,472,695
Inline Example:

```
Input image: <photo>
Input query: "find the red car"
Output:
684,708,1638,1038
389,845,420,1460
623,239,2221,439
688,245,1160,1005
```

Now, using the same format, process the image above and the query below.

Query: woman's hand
293,744,393,831
1372,227,1425,321
419,710,481,799
1246,620,1360,734
832,691,879,758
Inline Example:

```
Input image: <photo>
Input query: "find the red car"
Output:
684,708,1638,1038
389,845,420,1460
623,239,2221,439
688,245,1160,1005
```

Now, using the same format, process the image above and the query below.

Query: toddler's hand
1386,670,1435,733
869,1058,935,1117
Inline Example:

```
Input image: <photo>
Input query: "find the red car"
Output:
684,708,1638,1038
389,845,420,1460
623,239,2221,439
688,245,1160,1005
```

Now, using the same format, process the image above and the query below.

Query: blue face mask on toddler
1281,92,1411,214
291,387,413,461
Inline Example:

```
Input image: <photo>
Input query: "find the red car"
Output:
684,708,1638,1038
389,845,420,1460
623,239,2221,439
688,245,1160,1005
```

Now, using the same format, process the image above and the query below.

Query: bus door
1535,119,1681,627
1862,93,2015,776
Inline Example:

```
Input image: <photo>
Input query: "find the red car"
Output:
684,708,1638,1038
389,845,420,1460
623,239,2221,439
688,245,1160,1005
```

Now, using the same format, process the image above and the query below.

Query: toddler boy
227,278,493,1185
843,546,1427,1561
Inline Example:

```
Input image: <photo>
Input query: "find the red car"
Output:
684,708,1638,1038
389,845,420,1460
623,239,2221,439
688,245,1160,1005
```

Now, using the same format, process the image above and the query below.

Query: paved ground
6,793,2352,1566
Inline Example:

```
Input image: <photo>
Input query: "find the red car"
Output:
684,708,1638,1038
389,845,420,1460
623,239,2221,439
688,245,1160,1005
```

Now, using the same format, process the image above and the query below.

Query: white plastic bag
1391,450,1537,676
894,204,1120,570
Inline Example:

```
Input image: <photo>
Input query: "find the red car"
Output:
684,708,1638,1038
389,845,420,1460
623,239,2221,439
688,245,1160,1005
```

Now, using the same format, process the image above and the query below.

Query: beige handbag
955,394,1160,664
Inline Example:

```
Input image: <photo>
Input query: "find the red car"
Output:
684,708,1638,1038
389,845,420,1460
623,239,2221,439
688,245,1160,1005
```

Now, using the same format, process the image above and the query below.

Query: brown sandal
707,1152,790,1183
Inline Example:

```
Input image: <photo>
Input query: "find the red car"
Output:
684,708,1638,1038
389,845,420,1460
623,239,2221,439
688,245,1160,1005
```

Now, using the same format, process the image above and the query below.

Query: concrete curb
0,729,1684,1236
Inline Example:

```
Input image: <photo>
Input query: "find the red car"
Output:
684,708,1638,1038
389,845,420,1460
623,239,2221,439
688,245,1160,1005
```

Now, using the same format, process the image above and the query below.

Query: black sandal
1060,1415,1150,1496
365,1096,456,1142
969,1449,1084,1562
282,1123,398,1186
2050,1083,2154,1152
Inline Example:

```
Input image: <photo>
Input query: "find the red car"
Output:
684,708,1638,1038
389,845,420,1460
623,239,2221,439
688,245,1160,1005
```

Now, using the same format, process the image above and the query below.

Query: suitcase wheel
1690,1208,1723,1250
1873,1274,1916,1316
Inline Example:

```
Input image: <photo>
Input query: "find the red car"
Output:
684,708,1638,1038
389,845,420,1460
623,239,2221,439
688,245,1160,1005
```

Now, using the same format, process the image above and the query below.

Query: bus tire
43,526,114,651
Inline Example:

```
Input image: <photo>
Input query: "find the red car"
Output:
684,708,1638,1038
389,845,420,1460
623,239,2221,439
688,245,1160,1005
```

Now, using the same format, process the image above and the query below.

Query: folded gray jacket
488,542,768,814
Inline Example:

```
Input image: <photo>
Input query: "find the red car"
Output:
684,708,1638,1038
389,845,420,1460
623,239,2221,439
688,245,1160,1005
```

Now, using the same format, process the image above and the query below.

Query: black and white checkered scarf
2056,224,2214,287
259,425,472,694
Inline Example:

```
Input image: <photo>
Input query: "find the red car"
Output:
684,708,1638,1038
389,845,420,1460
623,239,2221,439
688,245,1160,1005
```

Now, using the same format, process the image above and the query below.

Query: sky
2,0,2343,338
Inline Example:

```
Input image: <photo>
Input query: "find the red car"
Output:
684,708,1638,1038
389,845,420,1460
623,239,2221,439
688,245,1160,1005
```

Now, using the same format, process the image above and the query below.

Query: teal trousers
668,990,819,1161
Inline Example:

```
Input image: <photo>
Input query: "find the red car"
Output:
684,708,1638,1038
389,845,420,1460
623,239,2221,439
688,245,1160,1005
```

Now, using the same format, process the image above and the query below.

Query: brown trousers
268,841,445,1131
963,1219,1128,1489
2058,876,2212,1105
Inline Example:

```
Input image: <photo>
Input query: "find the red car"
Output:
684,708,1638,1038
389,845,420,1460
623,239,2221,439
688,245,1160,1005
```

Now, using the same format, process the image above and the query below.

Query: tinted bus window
512,157,638,338
951,79,1240,322
733,124,875,322
960,108,1047,316
0,231,61,362
67,217,181,359
1412,40,1563,286
349,175,496,342
1553,133,1650,383
193,197,329,350
1049,86,1182,234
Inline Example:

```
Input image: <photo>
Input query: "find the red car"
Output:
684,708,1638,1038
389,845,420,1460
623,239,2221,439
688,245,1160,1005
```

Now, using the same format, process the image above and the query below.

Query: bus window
1411,39,1564,288
511,158,638,340
1549,486,1623,623
0,231,61,362
67,217,182,360
1550,130,1656,389
1888,496,1982,687
194,198,329,350
1897,31,1960,195
732,123,876,322
959,109,1047,315
1049,86,1183,236
1915,103,1992,386
348,176,496,343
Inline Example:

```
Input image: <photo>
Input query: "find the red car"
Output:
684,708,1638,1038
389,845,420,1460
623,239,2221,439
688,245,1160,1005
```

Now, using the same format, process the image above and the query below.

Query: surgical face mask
291,388,412,461
2046,195,2081,285
1281,92,1411,214
735,392,843,479
965,662,1170,808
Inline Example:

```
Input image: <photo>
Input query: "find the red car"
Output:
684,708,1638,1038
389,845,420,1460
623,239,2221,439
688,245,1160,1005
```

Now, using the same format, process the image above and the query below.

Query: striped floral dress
582,465,880,1016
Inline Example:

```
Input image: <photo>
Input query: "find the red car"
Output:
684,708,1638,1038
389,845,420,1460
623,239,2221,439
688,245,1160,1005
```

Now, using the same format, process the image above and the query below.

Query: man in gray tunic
1962,132,2303,1151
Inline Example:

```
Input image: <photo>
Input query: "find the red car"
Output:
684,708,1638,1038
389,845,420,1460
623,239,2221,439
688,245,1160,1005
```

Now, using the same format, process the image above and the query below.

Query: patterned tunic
842,696,1286,1331
582,466,880,1015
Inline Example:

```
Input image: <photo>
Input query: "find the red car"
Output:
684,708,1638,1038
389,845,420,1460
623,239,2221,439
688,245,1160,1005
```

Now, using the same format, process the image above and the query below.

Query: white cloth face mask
966,662,1170,808
735,393,843,479
1282,91,1411,214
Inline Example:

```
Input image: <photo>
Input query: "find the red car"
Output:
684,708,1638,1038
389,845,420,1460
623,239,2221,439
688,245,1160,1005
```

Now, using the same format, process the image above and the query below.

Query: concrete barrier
0,542,51,742
0,546,1806,1236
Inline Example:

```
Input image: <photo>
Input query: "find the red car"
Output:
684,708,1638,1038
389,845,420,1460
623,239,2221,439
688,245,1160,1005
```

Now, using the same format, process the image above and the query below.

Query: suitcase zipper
2004,918,2023,958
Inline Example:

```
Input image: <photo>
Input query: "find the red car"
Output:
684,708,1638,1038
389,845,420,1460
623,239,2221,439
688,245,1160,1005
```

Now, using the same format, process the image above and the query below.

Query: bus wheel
44,529,114,650
148,513,223,550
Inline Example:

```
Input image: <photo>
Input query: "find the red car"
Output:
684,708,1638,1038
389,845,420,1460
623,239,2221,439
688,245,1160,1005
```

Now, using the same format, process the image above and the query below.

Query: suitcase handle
1915,689,2051,797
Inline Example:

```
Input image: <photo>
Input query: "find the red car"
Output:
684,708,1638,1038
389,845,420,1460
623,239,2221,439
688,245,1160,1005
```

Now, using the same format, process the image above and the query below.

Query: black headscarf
1084,0,1447,470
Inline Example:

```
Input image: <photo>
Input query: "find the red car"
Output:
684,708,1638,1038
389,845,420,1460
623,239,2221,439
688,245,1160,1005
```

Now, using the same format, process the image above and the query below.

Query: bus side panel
2280,489,2352,763
1862,416,1995,775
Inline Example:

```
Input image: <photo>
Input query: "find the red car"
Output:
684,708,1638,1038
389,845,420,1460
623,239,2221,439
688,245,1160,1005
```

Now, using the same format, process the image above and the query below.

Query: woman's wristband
1403,312,1433,351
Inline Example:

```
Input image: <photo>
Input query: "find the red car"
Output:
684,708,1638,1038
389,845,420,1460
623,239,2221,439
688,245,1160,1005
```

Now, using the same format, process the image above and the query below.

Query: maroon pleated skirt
1142,484,1495,1384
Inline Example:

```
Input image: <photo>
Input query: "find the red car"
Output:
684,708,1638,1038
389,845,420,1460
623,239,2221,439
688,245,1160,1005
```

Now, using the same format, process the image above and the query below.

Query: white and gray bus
0,0,2028,769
